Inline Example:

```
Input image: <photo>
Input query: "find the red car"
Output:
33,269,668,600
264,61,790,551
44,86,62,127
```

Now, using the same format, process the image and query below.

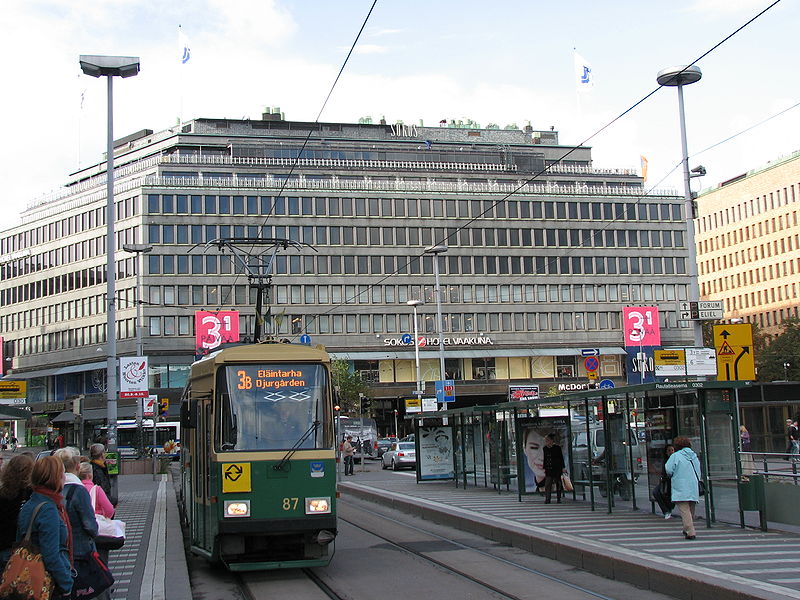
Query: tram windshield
218,363,328,451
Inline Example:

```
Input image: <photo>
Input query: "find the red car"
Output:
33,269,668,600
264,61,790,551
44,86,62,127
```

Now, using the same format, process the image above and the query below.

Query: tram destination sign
677,301,724,321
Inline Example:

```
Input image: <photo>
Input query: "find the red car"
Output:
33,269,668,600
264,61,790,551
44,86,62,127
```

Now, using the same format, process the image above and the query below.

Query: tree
331,360,368,414
756,317,800,381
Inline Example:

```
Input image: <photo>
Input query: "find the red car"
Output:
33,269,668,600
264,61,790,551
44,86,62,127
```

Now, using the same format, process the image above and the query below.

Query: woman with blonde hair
15,455,74,596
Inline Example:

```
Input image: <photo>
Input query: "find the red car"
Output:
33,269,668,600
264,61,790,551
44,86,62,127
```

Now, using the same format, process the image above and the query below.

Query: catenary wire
281,0,784,340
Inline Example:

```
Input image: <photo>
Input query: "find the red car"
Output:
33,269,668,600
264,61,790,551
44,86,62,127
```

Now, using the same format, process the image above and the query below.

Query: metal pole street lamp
784,361,791,381
425,244,448,386
656,65,703,348
80,55,140,496
407,299,424,396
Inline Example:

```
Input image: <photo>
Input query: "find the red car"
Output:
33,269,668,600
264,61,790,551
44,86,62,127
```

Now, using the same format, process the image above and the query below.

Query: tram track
338,498,621,600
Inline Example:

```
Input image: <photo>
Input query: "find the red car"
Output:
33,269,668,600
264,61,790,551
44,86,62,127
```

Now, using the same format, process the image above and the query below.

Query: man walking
543,433,566,503
342,436,355,476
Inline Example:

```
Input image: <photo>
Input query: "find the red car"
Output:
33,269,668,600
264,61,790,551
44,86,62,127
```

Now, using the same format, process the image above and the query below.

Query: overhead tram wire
286,0,784,342
210,0,379,313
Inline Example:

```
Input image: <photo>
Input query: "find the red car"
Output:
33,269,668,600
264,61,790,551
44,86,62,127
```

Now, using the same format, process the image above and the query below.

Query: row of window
146,222,685,250
145,252,687,278
1,226,139,280
145,193,683,222
702,260,800,296
699,211,799,254
0,197,139,255
699,235,800,275
698,182,798,233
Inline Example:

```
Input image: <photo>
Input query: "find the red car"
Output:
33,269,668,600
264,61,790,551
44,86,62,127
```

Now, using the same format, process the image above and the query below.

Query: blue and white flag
179,27,191,64
573,50,594,93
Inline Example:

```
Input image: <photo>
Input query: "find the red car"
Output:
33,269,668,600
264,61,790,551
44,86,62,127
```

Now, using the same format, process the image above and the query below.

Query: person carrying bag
0,502,54,600
2,456,74,599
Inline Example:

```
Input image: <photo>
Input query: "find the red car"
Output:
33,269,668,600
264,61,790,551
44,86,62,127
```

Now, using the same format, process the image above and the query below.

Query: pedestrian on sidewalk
651,444,675,518
0,453,34,570
90,443,114,505
542,433,566,504
15,456,74,598
342,436,355,476
665,436,702,540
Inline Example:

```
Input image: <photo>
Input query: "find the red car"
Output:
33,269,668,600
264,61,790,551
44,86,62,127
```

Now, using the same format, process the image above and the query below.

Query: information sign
435,380,456,403
421,397,438,412
405,397,422,413
686,348,717,376
713,324,755,381
222,463,252,493
654,349,686,377
0,380,27,400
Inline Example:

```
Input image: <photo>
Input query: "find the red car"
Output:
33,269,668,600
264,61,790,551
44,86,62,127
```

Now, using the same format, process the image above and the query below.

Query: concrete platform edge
165,474,193,600
341,483,798,600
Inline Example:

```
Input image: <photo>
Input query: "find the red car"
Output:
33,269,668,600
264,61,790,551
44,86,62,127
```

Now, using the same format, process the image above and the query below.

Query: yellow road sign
0,380,26,400
713,324,755,381
222,463,251,493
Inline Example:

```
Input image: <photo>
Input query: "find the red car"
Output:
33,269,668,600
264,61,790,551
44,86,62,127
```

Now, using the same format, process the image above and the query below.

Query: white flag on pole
574,50,594,93
179,27,191,64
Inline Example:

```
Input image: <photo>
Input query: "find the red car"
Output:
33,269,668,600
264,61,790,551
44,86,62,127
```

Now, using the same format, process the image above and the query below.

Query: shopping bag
0,502,54,600
71,551,114,600
561,473,574,492
90,486,126,549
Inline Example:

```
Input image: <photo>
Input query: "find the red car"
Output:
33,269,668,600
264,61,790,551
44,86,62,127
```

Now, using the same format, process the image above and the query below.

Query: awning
51,411,80,424
2,361,107,380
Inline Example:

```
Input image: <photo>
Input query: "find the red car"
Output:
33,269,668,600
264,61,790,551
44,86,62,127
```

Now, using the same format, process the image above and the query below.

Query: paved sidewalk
108,474,191,600
340,473,800,600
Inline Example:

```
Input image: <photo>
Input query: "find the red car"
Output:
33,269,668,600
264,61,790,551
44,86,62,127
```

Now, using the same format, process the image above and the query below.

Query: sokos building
0,114,694,432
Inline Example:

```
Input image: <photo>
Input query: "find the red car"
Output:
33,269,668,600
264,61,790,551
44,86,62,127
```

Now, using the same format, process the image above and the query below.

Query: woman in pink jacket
78,461,114,518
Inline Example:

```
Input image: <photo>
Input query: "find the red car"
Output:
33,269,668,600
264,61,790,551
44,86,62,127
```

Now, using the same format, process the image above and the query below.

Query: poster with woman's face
518,417,569,493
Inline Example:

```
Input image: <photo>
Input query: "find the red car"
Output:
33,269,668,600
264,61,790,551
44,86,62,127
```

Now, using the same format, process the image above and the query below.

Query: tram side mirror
181,400,198,429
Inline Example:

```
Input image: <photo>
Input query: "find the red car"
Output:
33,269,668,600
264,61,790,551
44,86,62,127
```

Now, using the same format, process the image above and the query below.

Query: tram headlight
224,500,251,518
305,497,331,514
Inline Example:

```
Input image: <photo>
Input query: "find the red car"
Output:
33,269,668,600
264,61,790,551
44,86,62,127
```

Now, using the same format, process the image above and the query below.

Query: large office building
0,112,693,432
696,150,800,338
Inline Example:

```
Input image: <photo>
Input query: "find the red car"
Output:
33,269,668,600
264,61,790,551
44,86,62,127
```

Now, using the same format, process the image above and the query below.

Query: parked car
375,438,394,458
381,441,416,471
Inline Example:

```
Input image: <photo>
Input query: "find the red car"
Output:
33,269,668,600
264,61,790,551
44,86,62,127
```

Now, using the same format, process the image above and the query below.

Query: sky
1,0,798,232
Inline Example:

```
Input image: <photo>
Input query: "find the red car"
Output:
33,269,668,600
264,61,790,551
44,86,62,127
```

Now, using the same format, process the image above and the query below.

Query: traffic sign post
677,301,724,321
713,324,755,381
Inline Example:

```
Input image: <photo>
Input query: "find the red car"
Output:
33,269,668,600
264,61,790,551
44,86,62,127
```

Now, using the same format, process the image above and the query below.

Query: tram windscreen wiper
273,421,320,471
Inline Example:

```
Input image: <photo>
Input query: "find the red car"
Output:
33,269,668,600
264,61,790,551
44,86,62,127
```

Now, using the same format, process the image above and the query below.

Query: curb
164,473,193,600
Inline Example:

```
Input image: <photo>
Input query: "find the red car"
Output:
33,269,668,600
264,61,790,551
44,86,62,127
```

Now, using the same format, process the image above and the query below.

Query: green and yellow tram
179,342,337,570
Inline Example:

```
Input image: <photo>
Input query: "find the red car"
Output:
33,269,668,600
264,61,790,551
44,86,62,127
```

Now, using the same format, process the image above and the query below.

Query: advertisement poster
625,346,656,384
119,356,149,399
195,310,240,355
622,306,661,347
517,417,570,494
417,426,454,481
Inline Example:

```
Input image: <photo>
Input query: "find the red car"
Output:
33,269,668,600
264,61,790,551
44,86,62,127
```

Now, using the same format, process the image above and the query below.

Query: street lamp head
424,244,448,255
80,55,140,78
656,65,702,87
406,299,423,307
122,244,153,254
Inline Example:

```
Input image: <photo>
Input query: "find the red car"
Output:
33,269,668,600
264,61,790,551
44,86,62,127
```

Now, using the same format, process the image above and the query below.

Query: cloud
683,0,776,14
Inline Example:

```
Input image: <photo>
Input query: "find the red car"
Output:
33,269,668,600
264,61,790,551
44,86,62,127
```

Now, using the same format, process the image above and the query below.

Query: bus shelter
413,381,750,527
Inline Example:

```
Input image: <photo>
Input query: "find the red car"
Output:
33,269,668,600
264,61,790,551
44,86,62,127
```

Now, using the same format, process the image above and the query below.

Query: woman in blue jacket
16,455,74,597
665,436,702,540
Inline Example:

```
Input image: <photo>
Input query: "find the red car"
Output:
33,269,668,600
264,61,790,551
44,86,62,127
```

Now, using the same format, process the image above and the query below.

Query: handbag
561,473,574,492
690,460,706,496
89,486,126,550
70,551,114,600
0,502,55,600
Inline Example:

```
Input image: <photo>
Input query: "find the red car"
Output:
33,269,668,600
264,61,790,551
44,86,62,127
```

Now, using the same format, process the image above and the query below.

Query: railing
741,451,800,484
